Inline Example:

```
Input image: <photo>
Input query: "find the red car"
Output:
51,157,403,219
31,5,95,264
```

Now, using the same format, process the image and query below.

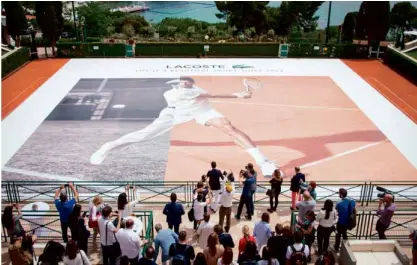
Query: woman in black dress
267,170,283,213
69,204,90,255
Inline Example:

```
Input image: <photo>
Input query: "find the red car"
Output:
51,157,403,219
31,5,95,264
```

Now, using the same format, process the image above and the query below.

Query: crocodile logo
232,64,254,69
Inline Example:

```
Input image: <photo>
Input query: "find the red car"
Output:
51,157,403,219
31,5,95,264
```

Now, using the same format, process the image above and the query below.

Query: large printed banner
2,59,417,181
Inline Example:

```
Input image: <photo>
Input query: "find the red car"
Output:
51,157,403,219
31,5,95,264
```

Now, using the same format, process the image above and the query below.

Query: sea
108,1,417,29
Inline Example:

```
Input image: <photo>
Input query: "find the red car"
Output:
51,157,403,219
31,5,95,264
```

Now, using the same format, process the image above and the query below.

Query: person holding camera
235,169,255,221
290,167,305,210
207,161,224,212
376,193,396,239
54,183,79,243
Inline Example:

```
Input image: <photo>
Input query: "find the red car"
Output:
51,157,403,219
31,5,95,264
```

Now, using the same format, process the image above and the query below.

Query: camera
376,186,394,201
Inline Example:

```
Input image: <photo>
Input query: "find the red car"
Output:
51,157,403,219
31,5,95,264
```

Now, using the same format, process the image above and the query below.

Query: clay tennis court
2,59,417,182
165,75,416,181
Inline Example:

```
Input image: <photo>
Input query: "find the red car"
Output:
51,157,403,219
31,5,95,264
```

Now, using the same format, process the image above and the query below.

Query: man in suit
163,193,185,234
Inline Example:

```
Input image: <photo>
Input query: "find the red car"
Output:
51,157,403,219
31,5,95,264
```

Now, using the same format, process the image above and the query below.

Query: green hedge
2,47,30,78
384,47,417,84
56,42,126,57
55,42,377,59
135,43,280,57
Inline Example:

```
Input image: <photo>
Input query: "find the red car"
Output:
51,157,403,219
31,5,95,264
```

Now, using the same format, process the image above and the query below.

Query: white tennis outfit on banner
90,85,223,165
90,80,279,177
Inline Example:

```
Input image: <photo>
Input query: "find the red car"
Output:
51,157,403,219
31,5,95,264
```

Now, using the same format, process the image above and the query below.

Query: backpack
37,240,65,265
347,200,357,230
290,244,307,265
172,244,190,265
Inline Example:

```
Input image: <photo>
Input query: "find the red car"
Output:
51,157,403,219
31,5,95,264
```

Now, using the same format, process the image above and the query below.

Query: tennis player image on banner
4,74,412,182
90,76,281,177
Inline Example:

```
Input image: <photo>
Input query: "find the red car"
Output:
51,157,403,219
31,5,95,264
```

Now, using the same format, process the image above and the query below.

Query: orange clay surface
342,59,417,124
164,76,417,182
1,59,69,120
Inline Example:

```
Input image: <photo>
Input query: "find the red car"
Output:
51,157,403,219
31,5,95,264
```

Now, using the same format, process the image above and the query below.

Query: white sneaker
90,142,114,165
260,160,278,177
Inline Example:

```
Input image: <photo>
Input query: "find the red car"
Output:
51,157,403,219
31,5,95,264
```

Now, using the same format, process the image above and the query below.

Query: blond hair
92,196,103,206
242,225,251,239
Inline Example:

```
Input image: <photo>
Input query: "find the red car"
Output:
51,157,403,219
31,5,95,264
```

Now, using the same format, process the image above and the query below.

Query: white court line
300,140,388,169
96,78,109,93
210,100,360,111
2,167,84,182
367,77,417,115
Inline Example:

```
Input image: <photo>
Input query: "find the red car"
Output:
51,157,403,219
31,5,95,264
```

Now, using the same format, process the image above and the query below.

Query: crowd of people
2,162,413,265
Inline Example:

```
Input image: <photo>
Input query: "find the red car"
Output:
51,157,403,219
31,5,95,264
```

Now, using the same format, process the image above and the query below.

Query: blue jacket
154,229,179,262
219,233,235,248
163,202,185,225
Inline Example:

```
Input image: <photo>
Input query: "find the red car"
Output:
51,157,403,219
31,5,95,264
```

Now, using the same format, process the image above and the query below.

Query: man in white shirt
116,219,142,265
98,206,121,265
196,213,215,249
218,177,235,233
285,230,310,265
90,77,280,177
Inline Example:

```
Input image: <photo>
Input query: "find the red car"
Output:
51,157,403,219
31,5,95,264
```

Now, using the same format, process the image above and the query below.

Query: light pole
325,1,332,44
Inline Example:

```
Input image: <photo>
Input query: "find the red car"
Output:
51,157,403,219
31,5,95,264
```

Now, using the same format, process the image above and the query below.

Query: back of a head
197,181,204,189
118,192,128,210
65,240,78,260
21,234,34,252
207,233,219,249
125,219,134,229
310,181,317,189
211,161,216,168
120,255,130,265
339,188,348,198
93,195,103,206
322,250,336,265
2,206,13,229
194,252,207,265
146,246,155,259
170,193,177,203
247,163,254,170
179,230,187,242
214,224,223,235
261,212,270,223
60,192,68,203
155,223,162,232
204,213,211,223
261,246,271,260
303,191,311,200
222,247,233,265
282,226,292,238
295,166,300,173
197,193,204,202
275,223,283,234
293,230,304,243
102,205,112,218
242,225,250,238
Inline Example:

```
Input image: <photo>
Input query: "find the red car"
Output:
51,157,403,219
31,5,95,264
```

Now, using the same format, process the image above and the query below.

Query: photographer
235,169,255,221
54,183,79,243
376,193,396,239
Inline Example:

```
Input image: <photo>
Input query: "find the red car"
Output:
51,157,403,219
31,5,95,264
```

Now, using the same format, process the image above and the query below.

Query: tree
122,24,135,38
35,1,63,55
266,2,324,36
342,11,358,42
355,1,390,46
391,2,417,29
3,2,28,47
77,2,112,37
215,1,269,34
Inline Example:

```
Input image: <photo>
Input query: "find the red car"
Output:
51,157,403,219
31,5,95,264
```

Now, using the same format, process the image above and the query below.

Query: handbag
188,200,195,222
106,221,122,258
88,207,99,228
266,189,274,197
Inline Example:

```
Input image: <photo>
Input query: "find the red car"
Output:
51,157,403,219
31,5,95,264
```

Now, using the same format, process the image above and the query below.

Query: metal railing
1,210,154,243
2,180,417,207
290,209,417,241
